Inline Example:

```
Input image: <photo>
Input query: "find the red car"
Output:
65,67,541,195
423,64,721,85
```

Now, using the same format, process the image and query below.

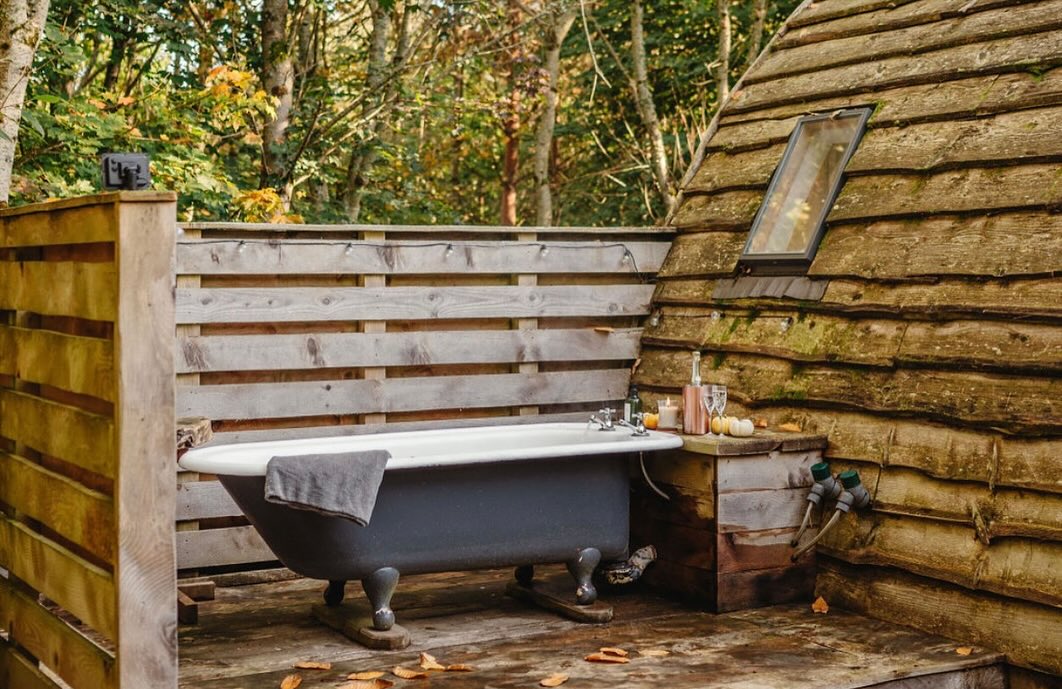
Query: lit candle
658,397,679,429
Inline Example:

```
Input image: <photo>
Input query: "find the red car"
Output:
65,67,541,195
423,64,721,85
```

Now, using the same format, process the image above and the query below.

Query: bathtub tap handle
617,413,649,437
589,408,617,431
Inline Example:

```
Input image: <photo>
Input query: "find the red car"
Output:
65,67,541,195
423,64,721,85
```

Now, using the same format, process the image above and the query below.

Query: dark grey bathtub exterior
218,452,632,629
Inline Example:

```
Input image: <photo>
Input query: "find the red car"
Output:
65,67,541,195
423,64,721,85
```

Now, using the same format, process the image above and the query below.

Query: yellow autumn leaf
446,664,474,672
293,660,331,670
392,666,428,680
956,647,973,656
811,596,829,614
338,680,394,689
584,652,630,664
418,652,446,671
779,422,803,432
279,674,302,689
599,647,629,658
347,671,385,680
540,673,569,687
638,649,670,657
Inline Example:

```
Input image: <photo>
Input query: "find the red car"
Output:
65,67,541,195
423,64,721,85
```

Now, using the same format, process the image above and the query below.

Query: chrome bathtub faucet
589,408,617,430
617,412,649,437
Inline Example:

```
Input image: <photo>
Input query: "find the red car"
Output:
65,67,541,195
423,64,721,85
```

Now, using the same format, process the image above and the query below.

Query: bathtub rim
178,422,683,476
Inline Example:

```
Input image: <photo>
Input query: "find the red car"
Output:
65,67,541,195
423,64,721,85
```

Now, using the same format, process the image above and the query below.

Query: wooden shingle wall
0,194,177,688
634,0,1061,677
174,223,672,571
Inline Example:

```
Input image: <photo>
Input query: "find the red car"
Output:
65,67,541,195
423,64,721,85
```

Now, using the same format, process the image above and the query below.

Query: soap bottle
682,351,706,434
623,384,642,423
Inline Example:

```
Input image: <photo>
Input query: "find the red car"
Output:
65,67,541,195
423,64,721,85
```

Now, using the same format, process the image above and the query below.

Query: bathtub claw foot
362,566,400,632
567,547,601,606
324,580,346,607
514,565,535,587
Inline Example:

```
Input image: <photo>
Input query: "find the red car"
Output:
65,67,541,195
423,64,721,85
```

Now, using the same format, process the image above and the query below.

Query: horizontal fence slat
180,222,670,235
177,284,655,324
178,327,642,373
0,202,116,248
177,240,669,275
0,516,116,642
0,326,115,401
177,481,239,521
0,452,115,565
0,390,116,479
0,261,117,321
178,369,629,420
177,526,275,570
0,642,63,689
205,410,600,445
0,576,115,689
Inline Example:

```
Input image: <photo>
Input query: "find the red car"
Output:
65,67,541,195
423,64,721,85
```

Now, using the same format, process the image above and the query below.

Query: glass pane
745,113,866,257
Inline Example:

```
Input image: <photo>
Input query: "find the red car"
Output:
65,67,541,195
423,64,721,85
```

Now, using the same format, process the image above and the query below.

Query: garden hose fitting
791,462,843,546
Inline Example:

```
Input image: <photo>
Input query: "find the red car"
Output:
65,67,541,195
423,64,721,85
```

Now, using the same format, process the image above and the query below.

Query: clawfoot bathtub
179,422,682,630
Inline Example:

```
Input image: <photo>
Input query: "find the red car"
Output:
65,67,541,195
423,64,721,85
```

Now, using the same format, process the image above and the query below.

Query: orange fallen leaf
338,680,394,689
593,326,615,334
956,647,973,656
811,596,829,614
585,652,630,664
392,666,429,680
348,671,386,680
540,673,569,687
638,649,670,657
279,674,302,689
446,664,474,672
419,652,446,671
778,422,802,432
293,660,331,670
754,418,769,429
600,647,629,657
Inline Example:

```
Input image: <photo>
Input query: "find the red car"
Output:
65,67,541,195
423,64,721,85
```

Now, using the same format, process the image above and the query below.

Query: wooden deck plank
177,569,1005,689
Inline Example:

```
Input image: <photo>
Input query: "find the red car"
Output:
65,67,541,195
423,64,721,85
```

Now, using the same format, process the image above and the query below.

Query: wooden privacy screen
174,222,672,571
0,194,177,688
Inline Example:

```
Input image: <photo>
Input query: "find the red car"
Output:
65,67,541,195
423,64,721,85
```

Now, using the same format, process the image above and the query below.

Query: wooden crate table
631,431,827,612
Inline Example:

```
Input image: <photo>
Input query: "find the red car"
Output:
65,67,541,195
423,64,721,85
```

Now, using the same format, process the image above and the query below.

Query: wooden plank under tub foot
311,604,412,650
505,580,614,624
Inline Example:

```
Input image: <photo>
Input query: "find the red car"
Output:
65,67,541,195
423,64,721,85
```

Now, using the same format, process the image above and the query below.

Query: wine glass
713,384,728,422
701,386,717,437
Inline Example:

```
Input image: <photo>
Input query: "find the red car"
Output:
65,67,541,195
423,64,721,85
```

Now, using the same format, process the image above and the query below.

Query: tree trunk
343,0,399,222
261,0,294,205
745,0,768,69
715,0,732,102
499,0,522,226
533,3,577,227
630,0,675,216
0,0,50,205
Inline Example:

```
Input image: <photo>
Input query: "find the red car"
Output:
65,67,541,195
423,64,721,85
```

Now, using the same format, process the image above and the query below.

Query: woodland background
1,0,799,226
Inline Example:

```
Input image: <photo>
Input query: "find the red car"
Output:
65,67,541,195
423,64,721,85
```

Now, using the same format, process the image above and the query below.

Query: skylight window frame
738,107,874,275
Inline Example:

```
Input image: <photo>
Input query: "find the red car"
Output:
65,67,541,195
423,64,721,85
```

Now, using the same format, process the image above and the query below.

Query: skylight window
739,107,873,273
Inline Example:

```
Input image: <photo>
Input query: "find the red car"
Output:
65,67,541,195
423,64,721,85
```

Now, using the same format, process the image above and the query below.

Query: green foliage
11,0,801,225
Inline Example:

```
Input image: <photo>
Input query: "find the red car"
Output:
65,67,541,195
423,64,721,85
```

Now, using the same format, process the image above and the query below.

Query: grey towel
264,450,390,525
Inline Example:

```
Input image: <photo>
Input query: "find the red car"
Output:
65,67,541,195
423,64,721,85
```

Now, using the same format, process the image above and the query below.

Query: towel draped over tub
264,450,390,525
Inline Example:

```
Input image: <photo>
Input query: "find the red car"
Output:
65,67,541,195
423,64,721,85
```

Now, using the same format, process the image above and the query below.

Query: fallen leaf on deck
811,596,829,614
446,664,474,672
593,326,615,334
293,661,331,670
392,666,429,679
778,422,802,433
956,647,973,656
754,418,768,429
338,680,394,689
540,673,570,687
638,649,670,657
347,671,385,680
599,647,629,657
419,652,446,671
585,652,630,664
279,674,302,689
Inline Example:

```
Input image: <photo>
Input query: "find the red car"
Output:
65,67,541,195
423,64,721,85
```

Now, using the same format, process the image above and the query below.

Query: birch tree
260,0,295,205
715,0,732,102
744,0,769,68
630,0,675,215
533,2,577,226
0,0,50,204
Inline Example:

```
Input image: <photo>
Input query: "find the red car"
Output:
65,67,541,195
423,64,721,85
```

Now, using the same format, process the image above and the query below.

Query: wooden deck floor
179,567,1004,689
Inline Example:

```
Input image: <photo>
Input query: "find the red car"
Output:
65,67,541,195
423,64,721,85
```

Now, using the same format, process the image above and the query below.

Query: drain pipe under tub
791,470,871,561
602,545,658,586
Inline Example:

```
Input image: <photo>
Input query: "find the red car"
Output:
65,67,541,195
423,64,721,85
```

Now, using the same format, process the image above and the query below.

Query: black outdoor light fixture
100,152,151,191
738,107,873,275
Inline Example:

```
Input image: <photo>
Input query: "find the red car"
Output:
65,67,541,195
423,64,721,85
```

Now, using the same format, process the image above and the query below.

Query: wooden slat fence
0,193,177,689
174,222,673,571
